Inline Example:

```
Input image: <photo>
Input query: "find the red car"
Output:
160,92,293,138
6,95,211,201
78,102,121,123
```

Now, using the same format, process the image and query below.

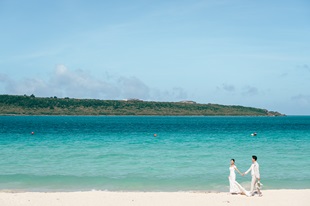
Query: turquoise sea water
0,116,309,192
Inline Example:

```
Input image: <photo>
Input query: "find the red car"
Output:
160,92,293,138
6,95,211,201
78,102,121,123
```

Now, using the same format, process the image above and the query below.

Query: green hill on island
0,94,284,116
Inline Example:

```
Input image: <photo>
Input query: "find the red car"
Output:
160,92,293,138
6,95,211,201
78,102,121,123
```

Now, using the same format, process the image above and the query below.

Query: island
0,94,284,116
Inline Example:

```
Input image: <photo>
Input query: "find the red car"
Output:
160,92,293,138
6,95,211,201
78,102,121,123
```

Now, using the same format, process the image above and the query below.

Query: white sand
0,190,309,206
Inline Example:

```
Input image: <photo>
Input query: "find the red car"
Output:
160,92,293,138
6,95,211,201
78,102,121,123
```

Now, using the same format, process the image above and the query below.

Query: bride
229,159,250,196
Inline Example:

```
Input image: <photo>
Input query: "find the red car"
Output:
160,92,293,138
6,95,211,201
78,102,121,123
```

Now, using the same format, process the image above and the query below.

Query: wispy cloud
153,87,188,101
47,65,121,98
216,83,259,97
291,94,310,106
0,65,188,101
242,86,259,96
216,83,235,92
171,87,188,99
279,72,288,77
222,84,235,92
0,74,9,82
118,76,150,99
296,64,310,72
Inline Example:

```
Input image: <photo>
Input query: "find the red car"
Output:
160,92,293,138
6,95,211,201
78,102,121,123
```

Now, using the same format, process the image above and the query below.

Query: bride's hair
231,159,235,163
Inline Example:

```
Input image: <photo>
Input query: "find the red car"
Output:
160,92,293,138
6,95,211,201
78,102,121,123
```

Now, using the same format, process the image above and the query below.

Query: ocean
0,116,309,192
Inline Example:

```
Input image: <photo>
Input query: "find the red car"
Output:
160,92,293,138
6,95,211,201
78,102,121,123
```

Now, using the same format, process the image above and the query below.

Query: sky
0,0,309,115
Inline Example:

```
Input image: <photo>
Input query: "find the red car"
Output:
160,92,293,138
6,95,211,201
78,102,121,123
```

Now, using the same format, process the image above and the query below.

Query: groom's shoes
250,191,263,197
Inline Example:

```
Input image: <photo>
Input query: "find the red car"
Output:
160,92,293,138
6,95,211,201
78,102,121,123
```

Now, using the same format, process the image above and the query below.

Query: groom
243,155,261,196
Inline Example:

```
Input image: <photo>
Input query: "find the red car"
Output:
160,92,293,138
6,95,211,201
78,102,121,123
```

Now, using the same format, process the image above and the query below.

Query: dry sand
0,190,309,206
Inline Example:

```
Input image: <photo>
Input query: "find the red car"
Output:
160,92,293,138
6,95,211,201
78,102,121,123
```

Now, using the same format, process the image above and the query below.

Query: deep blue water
0,116,309,191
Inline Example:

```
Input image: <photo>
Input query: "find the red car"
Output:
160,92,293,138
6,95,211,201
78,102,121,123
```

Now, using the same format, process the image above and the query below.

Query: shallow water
0,116,309,191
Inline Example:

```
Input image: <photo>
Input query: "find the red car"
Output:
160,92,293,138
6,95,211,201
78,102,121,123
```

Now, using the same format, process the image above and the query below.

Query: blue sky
0,0,309,115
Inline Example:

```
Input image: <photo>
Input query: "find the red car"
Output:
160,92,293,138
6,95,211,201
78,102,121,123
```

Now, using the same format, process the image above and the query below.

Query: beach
0,190,309,206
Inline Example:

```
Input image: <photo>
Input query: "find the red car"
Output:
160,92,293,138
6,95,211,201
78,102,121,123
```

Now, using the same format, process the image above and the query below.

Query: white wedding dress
229,165,250,196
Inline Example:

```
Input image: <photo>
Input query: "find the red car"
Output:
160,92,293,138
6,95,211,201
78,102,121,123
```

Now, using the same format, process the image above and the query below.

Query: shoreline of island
0,94,284,116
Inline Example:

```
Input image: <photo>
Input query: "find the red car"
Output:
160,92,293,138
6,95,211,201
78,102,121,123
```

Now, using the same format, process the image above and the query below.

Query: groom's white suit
245,161,260,195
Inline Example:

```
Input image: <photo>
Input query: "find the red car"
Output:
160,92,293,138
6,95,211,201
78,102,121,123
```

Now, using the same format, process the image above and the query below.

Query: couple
228,155,262,197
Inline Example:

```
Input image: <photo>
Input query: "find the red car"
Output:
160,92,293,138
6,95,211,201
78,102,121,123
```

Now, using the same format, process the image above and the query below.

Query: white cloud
0,65,188,101
49,65,120,99
118,76,150,99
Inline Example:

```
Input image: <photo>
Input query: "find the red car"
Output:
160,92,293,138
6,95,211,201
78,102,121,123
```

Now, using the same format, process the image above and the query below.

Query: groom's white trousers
251,175,257,194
